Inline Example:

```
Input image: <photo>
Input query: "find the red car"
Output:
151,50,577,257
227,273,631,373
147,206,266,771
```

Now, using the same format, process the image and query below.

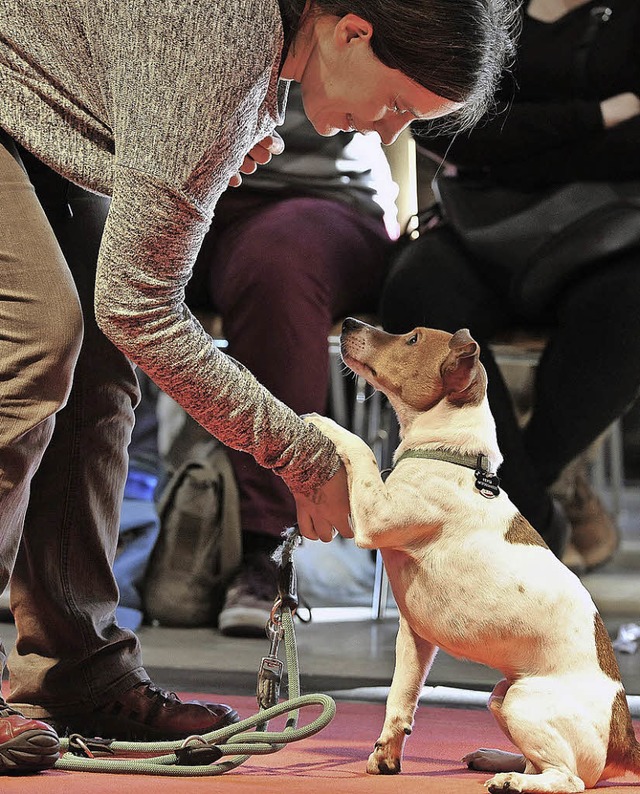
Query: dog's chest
381,535,605,683
380,545,490,648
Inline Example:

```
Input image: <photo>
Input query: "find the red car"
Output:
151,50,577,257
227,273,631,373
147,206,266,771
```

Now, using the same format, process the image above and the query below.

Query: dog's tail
628,738,640,774
612,690,640,776
600,690,640,779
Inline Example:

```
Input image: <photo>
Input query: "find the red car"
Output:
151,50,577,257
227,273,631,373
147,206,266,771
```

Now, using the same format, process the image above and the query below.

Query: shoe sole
47,708,240,742
218,605,271,638
583,541,619,573
0,729,60,774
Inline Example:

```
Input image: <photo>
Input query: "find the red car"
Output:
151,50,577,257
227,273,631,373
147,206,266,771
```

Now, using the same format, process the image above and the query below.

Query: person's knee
1,296,82,446
223,215,332,309
380,244,470,333
36,292,83,411
381,232,507,338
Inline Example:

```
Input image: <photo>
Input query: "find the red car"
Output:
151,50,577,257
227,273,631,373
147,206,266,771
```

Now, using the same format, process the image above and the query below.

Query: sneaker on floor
560,472,619,572
0,699,59,774
16,681,239,742
218,553,277,638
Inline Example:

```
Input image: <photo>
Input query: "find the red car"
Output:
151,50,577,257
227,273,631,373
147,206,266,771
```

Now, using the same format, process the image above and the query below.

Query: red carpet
3,693,640,793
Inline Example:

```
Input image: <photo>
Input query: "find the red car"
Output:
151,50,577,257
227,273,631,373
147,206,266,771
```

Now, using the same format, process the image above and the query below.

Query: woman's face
293,15,462,145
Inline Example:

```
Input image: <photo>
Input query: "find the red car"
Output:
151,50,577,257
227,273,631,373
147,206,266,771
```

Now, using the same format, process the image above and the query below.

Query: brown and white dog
305,317,640,793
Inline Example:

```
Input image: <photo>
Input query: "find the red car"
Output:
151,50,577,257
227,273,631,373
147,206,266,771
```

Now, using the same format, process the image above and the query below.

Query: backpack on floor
142,403,241,627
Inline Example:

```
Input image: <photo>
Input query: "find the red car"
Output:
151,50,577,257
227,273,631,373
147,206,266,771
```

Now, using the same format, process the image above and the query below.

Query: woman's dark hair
279,0,520,130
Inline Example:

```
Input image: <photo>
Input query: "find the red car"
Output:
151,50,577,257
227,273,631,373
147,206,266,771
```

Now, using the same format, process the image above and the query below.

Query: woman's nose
376,114,413,146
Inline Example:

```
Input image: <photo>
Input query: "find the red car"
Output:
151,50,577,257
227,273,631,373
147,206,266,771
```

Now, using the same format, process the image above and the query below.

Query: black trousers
380,224,640,539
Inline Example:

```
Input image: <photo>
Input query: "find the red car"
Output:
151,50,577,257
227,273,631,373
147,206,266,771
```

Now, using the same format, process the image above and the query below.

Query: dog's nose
342,317,362,334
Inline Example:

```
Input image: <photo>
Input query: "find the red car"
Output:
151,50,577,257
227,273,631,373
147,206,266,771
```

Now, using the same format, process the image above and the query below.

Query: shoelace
135,681,181,704
0,700,23,718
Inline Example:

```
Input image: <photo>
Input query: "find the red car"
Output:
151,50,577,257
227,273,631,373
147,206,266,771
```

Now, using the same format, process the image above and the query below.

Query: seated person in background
186,84,395,635
380,0,640,569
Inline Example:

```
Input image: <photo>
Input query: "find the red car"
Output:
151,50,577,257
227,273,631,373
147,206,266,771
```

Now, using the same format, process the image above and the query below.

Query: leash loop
53,527,335,776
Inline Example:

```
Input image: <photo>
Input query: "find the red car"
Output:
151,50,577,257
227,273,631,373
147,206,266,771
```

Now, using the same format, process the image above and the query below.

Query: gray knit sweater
0,0,340,495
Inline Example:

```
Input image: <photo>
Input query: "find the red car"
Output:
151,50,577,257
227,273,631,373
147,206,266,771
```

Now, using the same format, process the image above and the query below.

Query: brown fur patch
504,513,548,548
605,688,638,769
594,613,622,682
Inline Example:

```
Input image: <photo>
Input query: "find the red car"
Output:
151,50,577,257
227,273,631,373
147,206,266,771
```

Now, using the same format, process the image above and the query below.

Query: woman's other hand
228,131,285,187
600,92,640,128
293,464,353,542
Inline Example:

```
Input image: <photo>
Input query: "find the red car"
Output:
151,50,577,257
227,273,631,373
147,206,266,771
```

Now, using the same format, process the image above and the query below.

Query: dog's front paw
367,742,401,775
303,413,361,455
303,413,344,438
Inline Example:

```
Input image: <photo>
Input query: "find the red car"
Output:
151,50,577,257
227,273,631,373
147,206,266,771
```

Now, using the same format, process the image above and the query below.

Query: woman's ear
334,14,373,47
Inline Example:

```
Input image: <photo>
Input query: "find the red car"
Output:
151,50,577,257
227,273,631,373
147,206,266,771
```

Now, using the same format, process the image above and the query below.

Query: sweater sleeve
418,102,640,188
415,99,604,171
95,166,340,496
486,115,640,185
90,2,341,495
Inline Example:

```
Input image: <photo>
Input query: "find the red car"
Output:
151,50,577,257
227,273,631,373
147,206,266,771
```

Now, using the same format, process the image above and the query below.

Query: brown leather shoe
561,473,619,572
0,699,59,773
44,681,239,741
561,541,587,576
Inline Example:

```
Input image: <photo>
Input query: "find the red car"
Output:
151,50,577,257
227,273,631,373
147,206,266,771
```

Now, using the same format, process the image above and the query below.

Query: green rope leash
54,533,336,776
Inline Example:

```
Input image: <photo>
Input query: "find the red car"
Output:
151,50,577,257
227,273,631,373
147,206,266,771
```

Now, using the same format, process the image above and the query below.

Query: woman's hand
228,131,285,187
600,92,640,129
293,464,353,542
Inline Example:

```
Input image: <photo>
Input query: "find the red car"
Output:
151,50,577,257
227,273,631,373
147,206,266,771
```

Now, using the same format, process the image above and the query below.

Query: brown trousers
0,136,145,713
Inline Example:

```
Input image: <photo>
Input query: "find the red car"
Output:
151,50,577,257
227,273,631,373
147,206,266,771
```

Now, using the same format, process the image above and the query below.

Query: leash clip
257,620,285,710
273,526,301,613
256,525,302,710
175,736,223,766
68,733,115,758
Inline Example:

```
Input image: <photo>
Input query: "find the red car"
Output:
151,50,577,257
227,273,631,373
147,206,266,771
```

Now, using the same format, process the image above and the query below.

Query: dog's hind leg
367,615,436,775
481,681,590,793
486,766,585,793
464,680,527,773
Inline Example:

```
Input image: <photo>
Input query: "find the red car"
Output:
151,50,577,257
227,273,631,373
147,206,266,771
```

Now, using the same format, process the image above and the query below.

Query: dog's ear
441,329,482,403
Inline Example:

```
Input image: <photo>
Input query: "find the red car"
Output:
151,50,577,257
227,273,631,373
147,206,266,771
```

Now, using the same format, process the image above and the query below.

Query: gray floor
2,487,638,705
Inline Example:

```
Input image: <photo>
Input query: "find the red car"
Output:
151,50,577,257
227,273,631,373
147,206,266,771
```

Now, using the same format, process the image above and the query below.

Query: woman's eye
407,334,418,345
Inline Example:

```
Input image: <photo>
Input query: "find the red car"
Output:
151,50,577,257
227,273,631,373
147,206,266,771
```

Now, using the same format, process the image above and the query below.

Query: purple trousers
191,190,392,539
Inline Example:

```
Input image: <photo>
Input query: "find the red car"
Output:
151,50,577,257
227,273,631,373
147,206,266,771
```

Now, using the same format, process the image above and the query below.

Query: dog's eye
407,334,419,346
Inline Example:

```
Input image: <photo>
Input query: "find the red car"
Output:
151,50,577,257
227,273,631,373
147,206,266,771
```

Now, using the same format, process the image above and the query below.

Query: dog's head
340,318,486,424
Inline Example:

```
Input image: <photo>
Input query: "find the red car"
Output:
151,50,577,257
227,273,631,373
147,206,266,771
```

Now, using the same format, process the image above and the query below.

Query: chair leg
328,334,349,429
371,550,390,621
